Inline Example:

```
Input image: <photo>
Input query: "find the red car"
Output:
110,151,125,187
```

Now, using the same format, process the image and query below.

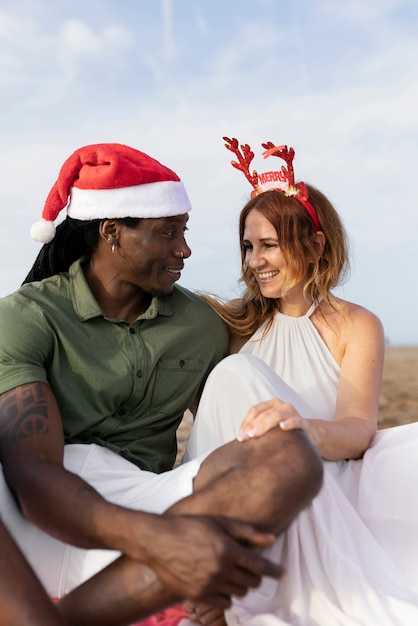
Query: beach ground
377,346,418,428
176,346,418,464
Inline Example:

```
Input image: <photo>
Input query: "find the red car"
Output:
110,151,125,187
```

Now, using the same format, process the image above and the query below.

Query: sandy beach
377,346,418,428
176,346,418,463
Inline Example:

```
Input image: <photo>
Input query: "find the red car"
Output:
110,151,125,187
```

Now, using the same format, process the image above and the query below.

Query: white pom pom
30,219,56,243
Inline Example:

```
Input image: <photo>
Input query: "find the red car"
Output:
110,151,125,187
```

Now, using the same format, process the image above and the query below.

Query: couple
0,138,417,626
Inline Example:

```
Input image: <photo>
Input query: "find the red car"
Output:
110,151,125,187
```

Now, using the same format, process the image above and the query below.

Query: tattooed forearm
0,384,49,452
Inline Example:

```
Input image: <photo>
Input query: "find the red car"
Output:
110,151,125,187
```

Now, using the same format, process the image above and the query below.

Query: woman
184,139,418,625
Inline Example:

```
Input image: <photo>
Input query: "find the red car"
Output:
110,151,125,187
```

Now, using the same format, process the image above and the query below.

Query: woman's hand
237,398,317,445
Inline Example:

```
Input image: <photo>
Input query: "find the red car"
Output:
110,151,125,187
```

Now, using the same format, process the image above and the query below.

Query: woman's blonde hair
204,185,350,339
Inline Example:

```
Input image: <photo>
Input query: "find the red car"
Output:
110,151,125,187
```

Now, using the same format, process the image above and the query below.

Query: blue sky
1,0,417,344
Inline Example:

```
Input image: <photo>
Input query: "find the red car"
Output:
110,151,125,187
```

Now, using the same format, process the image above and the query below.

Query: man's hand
146,514,283,608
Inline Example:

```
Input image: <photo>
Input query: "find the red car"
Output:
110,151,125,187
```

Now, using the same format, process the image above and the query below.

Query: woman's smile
256,270,280,281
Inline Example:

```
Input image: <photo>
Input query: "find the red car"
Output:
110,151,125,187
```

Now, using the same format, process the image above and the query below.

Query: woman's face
242,208,293,299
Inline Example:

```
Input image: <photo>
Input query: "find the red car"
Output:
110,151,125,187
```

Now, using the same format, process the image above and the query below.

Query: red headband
223,137,322,231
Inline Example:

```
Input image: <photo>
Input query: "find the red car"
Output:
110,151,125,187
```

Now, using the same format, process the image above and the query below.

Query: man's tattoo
0,384,49,451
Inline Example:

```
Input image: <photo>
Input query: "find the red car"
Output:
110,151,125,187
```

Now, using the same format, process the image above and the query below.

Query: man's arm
0,382,282,607
0,381,115,548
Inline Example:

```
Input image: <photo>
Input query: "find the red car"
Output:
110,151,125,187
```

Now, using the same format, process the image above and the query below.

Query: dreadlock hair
202,185,350,340
22,216,141,284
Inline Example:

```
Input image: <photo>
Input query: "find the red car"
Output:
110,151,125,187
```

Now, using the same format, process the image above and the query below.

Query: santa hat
30,143,192,243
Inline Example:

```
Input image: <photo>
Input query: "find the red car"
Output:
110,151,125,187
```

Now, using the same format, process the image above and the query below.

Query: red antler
223,137,259,192
261,142,296,187
262,142,310,202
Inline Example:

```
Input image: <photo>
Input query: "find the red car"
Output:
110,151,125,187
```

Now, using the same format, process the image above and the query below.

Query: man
0,143,323,625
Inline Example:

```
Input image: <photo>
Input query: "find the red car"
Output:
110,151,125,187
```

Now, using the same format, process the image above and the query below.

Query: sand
176,346,418,463
378,346,418,428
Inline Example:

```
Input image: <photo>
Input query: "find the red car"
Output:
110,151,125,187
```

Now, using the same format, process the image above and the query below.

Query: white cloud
0,9,20,39
314,0,403,28
61,20,100,54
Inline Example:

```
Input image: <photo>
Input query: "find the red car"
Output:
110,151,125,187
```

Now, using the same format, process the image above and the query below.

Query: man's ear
100,220,119,243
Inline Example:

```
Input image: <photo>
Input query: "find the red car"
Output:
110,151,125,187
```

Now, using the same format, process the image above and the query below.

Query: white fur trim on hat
67,180,191,220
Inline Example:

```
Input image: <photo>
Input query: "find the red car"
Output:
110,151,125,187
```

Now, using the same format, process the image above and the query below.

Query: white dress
185,303,418,625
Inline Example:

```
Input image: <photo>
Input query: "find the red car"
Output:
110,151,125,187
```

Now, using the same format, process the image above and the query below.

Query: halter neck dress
185,302,418,625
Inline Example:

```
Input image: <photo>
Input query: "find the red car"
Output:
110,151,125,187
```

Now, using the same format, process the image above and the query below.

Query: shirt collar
70,257,173,322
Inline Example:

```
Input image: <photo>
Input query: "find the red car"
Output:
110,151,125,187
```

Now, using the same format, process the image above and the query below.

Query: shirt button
129,327,136,334
119,409,126,416
136,370,143,378
179,359,185,367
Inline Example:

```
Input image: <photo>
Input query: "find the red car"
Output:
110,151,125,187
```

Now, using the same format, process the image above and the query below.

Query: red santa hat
30,142,192,243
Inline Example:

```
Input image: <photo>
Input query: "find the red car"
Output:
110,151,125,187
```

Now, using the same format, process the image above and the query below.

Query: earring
112,243,115,254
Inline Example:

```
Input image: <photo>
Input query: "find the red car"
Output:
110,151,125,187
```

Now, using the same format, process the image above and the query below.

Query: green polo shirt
0,259,228,472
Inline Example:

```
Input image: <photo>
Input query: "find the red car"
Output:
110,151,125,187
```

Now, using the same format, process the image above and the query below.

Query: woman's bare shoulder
324,299,385,354
330,298,383,331
314,297,385,364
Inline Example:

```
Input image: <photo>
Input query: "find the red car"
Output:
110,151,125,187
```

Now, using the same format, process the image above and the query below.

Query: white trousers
0,443,206,597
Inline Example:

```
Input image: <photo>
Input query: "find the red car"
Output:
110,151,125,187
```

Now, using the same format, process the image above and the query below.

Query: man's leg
175,427,321,533
57,555,175,626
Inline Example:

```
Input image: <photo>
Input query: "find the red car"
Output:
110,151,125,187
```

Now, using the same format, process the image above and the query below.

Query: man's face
115,214,191,295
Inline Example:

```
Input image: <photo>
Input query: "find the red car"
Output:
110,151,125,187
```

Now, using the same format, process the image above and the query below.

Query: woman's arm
237,305,385,461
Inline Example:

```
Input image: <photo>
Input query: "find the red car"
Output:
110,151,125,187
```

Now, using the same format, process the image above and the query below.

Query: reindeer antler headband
223,137,321,231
